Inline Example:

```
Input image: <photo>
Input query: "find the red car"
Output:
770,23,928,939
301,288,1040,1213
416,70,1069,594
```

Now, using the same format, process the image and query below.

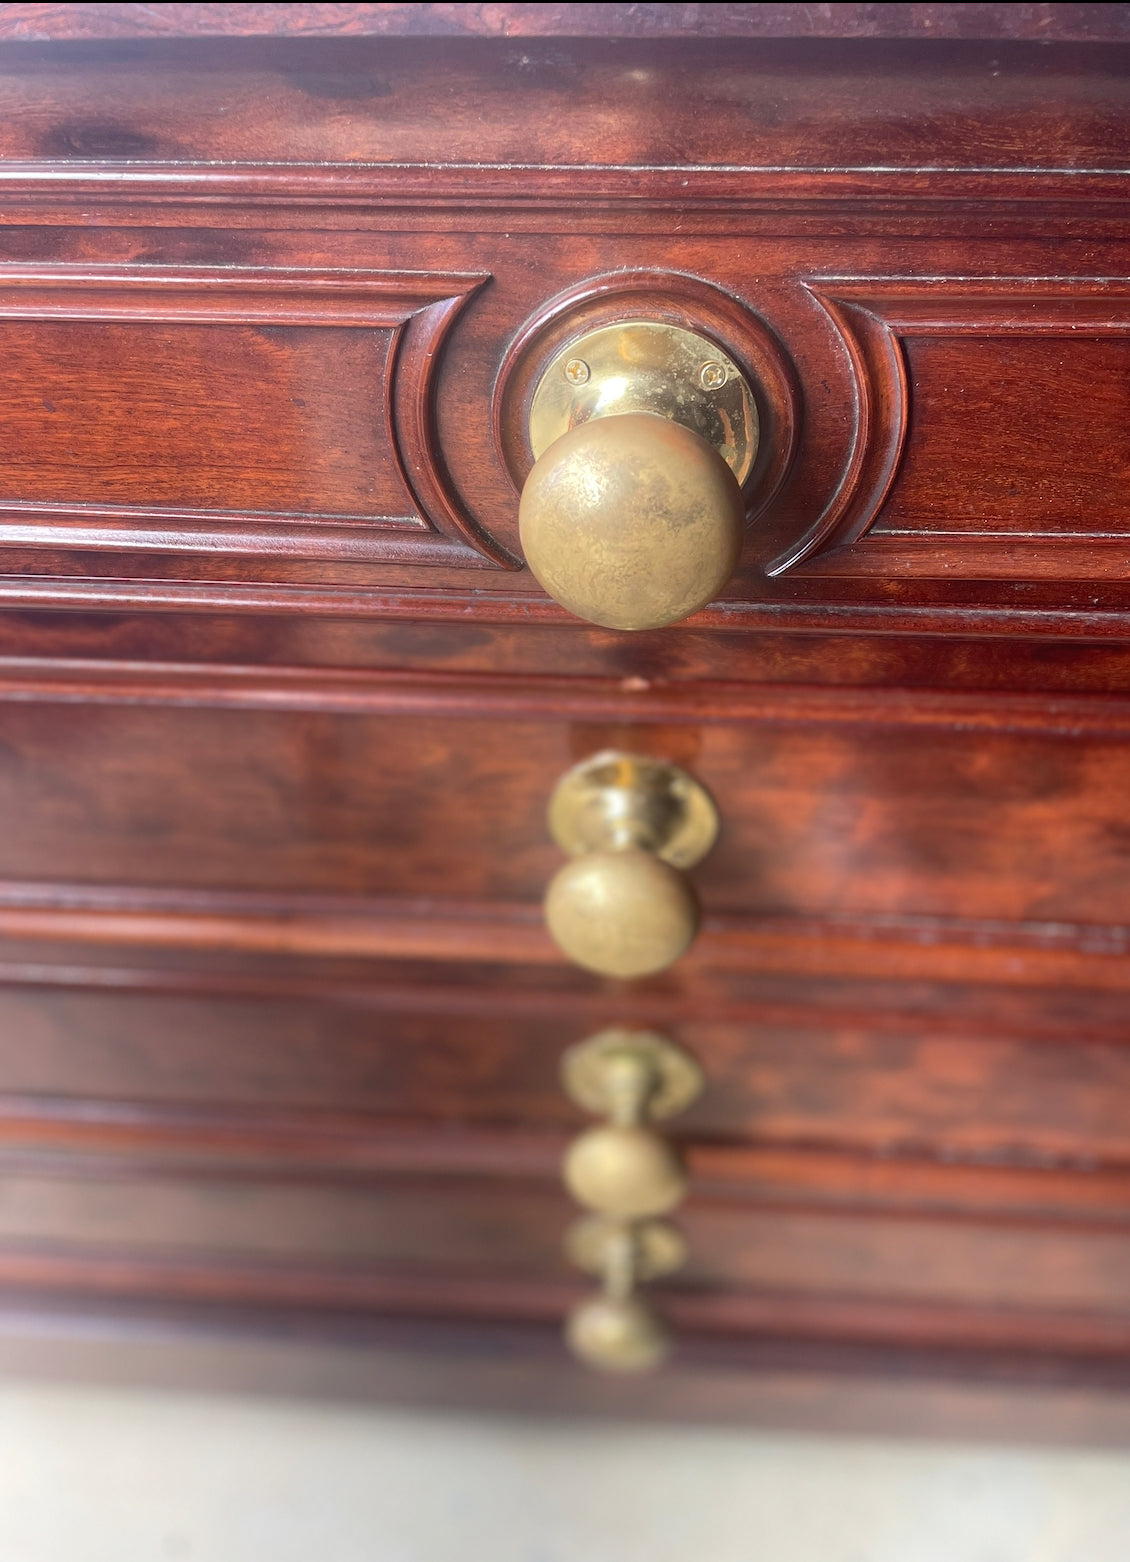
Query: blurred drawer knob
564,1122,687,1217
564,1217,682,1374
545,751,719,978
560,1029,702,1373
520,321,757,630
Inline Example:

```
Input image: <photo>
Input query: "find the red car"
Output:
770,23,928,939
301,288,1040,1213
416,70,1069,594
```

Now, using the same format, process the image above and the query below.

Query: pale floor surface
0,1379,1128,1562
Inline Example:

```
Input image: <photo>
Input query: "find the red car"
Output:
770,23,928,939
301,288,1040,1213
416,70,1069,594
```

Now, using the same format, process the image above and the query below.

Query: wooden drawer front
2,36,1130,640
2,981,1130,1174
4,246,1130,639
1,700,1130,930
1,1166,1129,1359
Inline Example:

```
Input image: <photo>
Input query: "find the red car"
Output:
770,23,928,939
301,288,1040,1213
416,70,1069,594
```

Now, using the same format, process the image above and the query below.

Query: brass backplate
548,751,720,869
528,320,759,484
561,1028,705,1121
565,1213,689,1282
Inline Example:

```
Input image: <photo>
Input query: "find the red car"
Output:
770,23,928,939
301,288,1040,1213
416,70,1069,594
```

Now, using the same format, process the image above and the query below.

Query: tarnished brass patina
520,320,758,631
559,1029,702,1373
545,751,719,978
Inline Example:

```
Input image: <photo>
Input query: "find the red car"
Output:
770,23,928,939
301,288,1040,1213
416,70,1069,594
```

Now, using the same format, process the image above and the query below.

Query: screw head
564,358,591,386
699,360,728,390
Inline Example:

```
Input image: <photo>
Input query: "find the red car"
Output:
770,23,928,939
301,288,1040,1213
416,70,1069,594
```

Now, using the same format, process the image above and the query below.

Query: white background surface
1,1381,1129,1562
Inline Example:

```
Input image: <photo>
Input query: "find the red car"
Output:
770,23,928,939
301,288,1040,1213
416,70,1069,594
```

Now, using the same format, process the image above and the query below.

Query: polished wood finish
0,4,1127,1433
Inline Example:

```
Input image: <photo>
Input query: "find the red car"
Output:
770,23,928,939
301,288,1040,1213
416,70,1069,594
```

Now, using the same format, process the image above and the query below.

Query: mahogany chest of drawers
1,0,1130,1437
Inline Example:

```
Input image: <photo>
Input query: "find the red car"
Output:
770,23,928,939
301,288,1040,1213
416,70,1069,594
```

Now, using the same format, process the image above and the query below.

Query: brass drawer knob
564,1122,687,1217
565,1218,680,1374
520,321,757,630
545,751,719,978
561,1028,702,1373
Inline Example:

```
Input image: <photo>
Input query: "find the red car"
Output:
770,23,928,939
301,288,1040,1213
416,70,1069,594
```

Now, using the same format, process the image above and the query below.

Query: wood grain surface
0,8,1125,1430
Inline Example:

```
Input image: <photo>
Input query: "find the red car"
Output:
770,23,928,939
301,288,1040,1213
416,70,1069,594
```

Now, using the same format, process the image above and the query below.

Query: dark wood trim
2,165,1130,220
3,1295,1129,1443
0,1243,1128,1362
7,580,1130,640
6,657,1130,738
2,5,1127,45
0,878,1128,989
2,1100,1130,1225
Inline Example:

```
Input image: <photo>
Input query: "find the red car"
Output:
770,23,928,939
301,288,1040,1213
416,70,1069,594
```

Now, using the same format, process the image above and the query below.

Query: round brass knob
565,1292,671,1374
563,1124,689,1218
545,846,698,980
519,413,745,632
519,320,758,632
545,752,719,979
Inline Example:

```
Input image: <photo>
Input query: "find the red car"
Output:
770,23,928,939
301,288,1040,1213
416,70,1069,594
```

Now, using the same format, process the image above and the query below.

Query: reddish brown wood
6,982,1130,1181
0,704,1126,930
0,10,1126,1429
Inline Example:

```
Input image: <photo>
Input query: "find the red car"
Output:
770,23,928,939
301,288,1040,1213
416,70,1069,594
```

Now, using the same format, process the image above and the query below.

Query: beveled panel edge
0,505,488,567
0,260,487,320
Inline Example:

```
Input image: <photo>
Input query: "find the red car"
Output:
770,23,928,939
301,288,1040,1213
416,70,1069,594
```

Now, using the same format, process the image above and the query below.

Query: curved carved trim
391,287,519,569
492,270,801,546
773,285,909,572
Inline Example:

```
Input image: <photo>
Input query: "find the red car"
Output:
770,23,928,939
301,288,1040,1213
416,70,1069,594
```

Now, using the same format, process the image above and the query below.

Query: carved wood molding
6,577,1130,638
0,261,510,567
0,878,1127,990
1,166,1129,222
1,656,1130,737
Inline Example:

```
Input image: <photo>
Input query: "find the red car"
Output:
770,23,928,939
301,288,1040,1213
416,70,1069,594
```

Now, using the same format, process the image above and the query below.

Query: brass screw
564,358,591,385
699,361,728,390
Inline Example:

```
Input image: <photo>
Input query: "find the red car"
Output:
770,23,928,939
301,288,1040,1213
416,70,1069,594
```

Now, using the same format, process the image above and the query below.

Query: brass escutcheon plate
548,751,720,869
528,320,759,484
565,1213,689,1282
561,1028,705,1121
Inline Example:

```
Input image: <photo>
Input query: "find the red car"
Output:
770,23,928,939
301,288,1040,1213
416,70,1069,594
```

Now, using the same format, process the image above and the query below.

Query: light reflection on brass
528,321,758,482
